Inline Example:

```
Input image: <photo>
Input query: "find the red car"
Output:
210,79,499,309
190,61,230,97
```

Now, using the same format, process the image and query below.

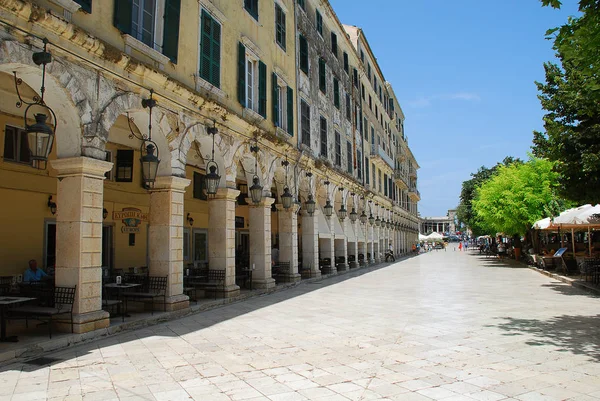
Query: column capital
214,187,241,201
275,203,301,213
247,197,275,207
51,156,113,178
152,176,191,192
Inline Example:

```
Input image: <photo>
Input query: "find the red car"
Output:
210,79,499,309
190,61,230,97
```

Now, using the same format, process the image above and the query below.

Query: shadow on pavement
467,253,526,269
541,282,600,298
0,256,414,374
494,314,600,362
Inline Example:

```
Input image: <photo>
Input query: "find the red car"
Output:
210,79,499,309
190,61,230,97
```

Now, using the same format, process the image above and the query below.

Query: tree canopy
533,0,600,204
472,156,570,236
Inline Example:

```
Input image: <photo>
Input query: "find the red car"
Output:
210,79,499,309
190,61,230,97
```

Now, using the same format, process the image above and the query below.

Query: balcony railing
409,166,417,178
370,144,394,170
394,169,408,189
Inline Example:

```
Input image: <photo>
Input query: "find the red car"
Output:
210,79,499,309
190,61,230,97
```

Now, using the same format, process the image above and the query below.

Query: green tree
533,0,600,204
472,156,568,235
456,157,521,236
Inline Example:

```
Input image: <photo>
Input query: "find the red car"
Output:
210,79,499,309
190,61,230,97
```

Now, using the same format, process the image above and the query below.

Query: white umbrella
532,217,553,230
554,204,600,226
418,233,428,241
427,232,444,240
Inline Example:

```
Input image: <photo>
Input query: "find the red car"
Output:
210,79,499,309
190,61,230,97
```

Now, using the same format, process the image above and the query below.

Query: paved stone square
2,251,600,401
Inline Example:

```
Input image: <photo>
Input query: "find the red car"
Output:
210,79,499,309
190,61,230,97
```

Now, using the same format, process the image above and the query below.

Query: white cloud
408,92,481,108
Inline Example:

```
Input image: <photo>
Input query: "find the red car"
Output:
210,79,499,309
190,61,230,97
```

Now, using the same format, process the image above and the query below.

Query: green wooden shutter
287,87,293,135
113,0,132,34
258,61,267,117
162,0,181,63
319,58,326,93
333,79,339,108
272,72,279,126
238,42,246,107
299,35,308,74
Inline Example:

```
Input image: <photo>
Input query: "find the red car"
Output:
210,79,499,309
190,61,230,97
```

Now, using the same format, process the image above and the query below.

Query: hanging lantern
205,162,220,196
305,194,316,216
375,216,381,227
338,205,347,221
349,207,358,223
369,214,375,226
13,39,57,167
360,210,368,225
281,187,293,210
324,200,334,218
140,143,160,187
249,175,263,205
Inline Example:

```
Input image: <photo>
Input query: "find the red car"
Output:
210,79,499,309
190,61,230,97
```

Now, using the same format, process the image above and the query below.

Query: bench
11,286,76,338
272,262,291,283
195,270,226,298
123,276,168,314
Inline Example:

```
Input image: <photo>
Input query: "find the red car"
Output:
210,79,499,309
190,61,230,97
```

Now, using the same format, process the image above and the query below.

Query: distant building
420,209,457,234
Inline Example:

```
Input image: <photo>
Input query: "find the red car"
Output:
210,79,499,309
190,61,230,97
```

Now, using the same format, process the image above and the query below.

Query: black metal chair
122,276,168,314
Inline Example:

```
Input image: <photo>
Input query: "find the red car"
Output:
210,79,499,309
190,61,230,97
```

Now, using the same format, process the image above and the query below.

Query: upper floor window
318,58,326,94
334,131,341,167
113,0,181,63
237,42,267,118
345,93,351,121
360,49,364,62
297,0,305,10
316,10,323,36
343,52,349,74
245,0,259,20
275,4,286,50
193,171,208,200
347,141,353,174
331,32,337,58
3,125,31,165
199,10,221,88
333,78,340,109
116,149,134,182
74,0,92,13
320,117,328,157
299,34,309,74
272,73,294,135
301,100,310,147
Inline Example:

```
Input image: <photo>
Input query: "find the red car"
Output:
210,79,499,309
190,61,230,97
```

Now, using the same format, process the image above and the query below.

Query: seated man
24,259,48,282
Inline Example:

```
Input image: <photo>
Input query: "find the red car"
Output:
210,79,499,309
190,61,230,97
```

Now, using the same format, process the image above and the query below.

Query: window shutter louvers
238,42,246,107
287,86,293,135
258,61,267,118
272,72,279,126
113,0,133,34
162,0,181,63
299,35,308,74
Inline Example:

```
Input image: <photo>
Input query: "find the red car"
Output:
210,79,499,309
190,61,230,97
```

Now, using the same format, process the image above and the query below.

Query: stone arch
178,121,229,188
100,92,173,177
0,39,92,159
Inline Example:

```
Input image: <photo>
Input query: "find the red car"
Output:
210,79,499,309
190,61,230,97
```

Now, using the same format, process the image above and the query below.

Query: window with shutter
199,10,221,87
75,0,92,13
244,0,258,20
299,35,308,74
275,4,286,50
320,117,327,157
357,150,362,179
237,42,246,106
331,32,337,58
193,171,207,200
365,159,369,184
272,72,279,127
343,52,349,73
333,78,340,109
316,10,323,36
353,68,358,87
297,0,305,10
116,149,134,182
287,87,293,135
318,58,326,94
113,0,133,34
258,61,267,117
301,100,310,146
345,93,351,121
3,125,31,165
347,142,353,174
162,0,180,62
335,131,341,167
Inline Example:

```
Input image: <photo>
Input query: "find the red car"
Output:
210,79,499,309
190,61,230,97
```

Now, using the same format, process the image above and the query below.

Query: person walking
458,241,463,252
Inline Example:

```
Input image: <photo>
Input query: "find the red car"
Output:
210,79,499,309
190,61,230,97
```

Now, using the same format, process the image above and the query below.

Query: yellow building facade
0,0,419,334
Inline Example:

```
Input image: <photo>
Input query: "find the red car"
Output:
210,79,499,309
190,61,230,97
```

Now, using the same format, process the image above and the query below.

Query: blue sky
329,0,579,218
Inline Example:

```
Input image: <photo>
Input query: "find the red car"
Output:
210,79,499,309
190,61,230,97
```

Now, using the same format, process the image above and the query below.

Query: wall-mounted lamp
103,208,108,220
187,213,194,226
47,195,57,215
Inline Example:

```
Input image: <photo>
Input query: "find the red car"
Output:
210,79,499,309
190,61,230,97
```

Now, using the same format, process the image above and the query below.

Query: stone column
334,232,348,272
209,188,240,298
52,157,113,333
349,220,359,268
148,176,191,311
322,215,336,275
277,203,301,283
374,226,380,263
301,210,321,278
368,224,375,264
249,197,276,289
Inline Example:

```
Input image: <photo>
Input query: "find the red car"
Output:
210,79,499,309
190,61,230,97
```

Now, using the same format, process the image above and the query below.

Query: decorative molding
273,66,291,86
194,75,227,100
48,0,81,13
241,36,263,59
199,1,227,23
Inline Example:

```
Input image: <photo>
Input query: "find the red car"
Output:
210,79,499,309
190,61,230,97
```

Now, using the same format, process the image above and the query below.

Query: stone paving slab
2,250,600,400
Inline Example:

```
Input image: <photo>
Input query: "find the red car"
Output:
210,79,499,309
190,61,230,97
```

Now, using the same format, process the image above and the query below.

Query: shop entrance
236,231,250,269
192,229,208,266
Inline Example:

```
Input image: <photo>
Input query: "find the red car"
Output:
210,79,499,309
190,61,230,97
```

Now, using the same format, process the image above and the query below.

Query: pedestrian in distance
458,241,463,252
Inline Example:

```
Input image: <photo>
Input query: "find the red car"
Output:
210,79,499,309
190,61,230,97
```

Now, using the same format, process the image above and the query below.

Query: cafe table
103,283,141,321
0,296,36,342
